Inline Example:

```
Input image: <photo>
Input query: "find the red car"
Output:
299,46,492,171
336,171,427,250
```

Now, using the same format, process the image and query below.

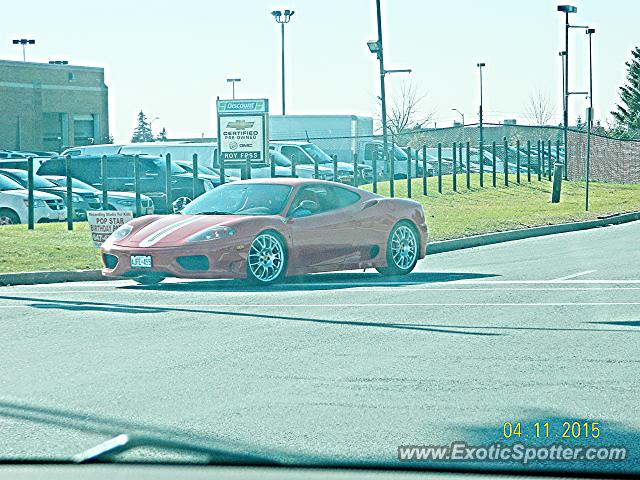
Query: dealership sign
87,210,133,247
216,99,269,166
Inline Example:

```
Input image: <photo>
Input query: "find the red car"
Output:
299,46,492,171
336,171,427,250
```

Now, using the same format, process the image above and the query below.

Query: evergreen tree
157,127,168,142
611,46,640,137
131,111,154,143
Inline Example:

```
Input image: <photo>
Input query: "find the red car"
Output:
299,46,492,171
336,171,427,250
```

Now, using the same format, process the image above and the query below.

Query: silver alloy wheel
172,196,192,213
0,215,15,226
248,233,285,283
390,225,418,270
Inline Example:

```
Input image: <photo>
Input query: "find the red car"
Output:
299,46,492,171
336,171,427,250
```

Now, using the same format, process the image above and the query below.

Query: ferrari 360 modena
101,178,428,285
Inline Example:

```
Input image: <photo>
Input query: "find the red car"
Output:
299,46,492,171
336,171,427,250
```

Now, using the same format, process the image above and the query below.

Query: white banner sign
87,210,134,247
219,115,265,163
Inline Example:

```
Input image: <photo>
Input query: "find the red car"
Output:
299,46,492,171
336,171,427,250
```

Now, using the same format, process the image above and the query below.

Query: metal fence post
492,141,497,187
406,148,412,198
527,140,531,183
503,137,509,187
466,141,471,190
27,156,34,230
314,155,319,179
452,142,457,192
516,140,521,184
556,138,561,180
548,139,553,181
270,150,276,178
291,154,296,178
65,155,73,231
459,142,464,173
389,148,395,198
192,153,199,199
100,155,108,210
165,152,172,213
422,145,427,196
134,155,141,217
537,140,542,181
353,152,359,188
479,138,484,188
437,143,442,193
217,149,225,185
414,147,419,182
245,155,252,180
332,154,338,182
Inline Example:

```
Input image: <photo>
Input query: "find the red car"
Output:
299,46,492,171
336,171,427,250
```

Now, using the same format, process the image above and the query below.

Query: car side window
327,185,361,210
281,146,311,165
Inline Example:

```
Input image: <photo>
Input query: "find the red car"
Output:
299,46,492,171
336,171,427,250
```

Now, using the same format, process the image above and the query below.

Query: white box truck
269,115,427,179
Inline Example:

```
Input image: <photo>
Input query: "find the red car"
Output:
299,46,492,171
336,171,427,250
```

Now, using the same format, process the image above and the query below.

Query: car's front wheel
0,209,20,226
246,231,287,285
376,221,419,276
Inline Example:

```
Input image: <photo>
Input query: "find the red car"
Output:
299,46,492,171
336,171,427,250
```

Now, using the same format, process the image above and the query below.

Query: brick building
0,59,109,152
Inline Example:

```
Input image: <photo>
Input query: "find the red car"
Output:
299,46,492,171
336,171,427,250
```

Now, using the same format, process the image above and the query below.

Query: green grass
1,175,639,273
360,174,640,240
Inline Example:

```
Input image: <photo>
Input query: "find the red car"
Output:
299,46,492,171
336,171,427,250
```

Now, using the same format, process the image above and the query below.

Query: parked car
0,168,101,220
100,178,428,285
0,173,66,225
37,155,220,213
173,161,240,184
42,175,155,215
270,141,370,183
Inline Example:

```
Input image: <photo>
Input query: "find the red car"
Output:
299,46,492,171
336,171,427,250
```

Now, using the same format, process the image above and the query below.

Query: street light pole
149,117,159,141
557,5,577,182
271,9,295,115
451,108,465,127
585,28,595,211
477,62,486,187
12,39,35,62
226,78,241,99
375,0,387,194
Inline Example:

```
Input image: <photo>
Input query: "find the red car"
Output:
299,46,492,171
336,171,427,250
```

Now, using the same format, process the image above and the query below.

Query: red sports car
101,178,428,285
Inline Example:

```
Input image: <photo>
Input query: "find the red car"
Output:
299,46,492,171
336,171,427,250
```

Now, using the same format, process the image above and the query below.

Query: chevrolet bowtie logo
227,120,255,130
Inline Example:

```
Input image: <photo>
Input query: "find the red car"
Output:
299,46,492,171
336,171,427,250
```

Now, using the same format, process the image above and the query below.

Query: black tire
0,209,20,226
246,231,288,285
134,274,165,285
376,221,420,276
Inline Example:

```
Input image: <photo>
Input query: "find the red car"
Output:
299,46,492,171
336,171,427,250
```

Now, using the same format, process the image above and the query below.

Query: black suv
37,155,220,213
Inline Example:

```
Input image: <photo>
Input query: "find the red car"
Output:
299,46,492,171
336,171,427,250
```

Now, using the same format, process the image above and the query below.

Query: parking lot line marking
552,270,597,281
2,302,640,308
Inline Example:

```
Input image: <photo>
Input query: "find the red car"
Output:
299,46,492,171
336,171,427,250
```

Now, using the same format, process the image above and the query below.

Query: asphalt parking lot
0,221,639,471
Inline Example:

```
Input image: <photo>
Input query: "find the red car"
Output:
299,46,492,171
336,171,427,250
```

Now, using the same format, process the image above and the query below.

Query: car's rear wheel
134,274,165,285
376,221,419,276
246,232,287,285
0,209,20,226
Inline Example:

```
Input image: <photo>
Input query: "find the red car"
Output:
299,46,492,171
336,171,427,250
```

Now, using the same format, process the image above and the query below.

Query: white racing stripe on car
138,216,202,247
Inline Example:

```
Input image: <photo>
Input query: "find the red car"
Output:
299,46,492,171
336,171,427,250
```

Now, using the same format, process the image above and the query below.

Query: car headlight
204,179,215,191
107,224,133,242
23,199,46,207
71,193,82,202
116,199,135,206
187,226,236,243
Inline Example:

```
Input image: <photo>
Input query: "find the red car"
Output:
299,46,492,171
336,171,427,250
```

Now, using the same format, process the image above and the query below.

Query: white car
0,174,66,225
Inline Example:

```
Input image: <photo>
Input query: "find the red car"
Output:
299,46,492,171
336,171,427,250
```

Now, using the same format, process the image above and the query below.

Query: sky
1,0,637,142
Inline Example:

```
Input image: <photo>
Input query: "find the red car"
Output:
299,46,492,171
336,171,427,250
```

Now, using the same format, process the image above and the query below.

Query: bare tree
375,80,433,141
524,90,556,125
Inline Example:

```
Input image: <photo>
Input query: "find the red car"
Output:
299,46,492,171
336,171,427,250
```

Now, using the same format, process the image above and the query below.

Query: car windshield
182,183,292,216
300,144,333,164
0,174,23,191
271,152,291,167
2,170,56,189
48,176,99,192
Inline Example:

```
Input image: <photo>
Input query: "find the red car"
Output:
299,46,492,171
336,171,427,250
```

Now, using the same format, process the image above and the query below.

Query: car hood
117,214,248,247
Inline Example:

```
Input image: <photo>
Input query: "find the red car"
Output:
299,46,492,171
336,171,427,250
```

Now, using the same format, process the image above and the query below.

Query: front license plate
130,255,152,269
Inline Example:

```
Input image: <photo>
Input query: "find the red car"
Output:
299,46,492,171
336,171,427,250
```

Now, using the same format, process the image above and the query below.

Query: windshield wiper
194,210,235,215
73,433,280,465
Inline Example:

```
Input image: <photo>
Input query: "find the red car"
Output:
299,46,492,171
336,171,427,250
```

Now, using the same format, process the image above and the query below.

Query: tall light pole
271,9,294,115
557,5,577,182
367,0,411,194
585,28,595,211
12,39,35,62
451,108,465,127
477,62,486,187
149,117,160,141
226,78,241,99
